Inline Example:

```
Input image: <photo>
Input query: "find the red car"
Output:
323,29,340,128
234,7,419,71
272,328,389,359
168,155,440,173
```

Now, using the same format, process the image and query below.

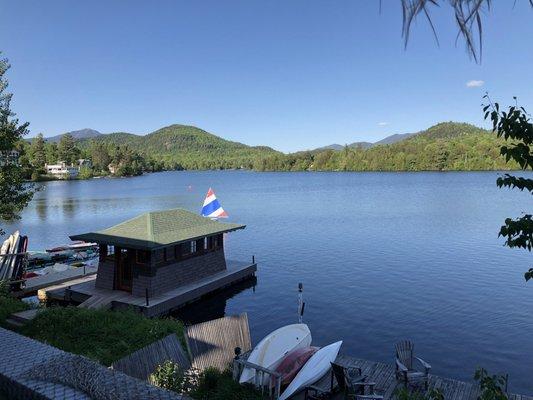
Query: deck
47,259,256,317
16,264,98,296
293,354,532,400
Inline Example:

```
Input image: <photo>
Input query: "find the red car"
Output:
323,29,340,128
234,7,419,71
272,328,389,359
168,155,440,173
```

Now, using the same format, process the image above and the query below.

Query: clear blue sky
1,1,532,152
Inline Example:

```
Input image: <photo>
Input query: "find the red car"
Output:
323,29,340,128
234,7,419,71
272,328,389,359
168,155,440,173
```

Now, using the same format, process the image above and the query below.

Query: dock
16,264,98,296
292,354,533,400
44,259,256,317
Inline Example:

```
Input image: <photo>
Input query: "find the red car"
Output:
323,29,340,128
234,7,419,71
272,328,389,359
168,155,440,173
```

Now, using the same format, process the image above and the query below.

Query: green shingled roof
70,208,245,250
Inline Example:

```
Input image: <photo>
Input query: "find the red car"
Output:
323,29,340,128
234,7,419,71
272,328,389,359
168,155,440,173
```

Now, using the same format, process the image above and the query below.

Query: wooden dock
16,265,98,296
292,354,533,400
45,260,256,317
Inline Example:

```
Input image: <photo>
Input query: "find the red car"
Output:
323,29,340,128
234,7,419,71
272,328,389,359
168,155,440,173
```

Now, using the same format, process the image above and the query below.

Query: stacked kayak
0,231,28,281
239,323,343,399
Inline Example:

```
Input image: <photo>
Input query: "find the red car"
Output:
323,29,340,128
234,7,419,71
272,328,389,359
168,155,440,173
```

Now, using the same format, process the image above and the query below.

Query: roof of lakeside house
70,208,245,250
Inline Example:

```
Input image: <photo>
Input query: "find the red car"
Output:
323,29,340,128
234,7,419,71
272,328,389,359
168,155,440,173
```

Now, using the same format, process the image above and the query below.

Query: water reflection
171,276,257,325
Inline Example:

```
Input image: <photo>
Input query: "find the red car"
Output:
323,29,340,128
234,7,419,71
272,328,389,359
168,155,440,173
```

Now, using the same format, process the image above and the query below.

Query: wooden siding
185,313,252,372
111,334,190,382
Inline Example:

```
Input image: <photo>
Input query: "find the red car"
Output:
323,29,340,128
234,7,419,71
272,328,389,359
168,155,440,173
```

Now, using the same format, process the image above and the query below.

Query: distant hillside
39,128,103,143
254,122,516,172
316,132,414,151
77,124,280,170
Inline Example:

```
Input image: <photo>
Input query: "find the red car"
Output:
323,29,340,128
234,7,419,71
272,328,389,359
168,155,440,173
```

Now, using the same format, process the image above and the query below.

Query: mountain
316,132,413,151
34,128,103,143
254,122,514,172
77,124,280,169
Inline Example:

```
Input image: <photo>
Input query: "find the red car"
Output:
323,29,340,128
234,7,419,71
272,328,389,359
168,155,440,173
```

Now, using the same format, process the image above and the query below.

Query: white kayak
239,323,312,384
279,340,343,400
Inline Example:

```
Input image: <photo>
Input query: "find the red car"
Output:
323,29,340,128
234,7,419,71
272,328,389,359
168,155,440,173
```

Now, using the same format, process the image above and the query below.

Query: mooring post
145,288,149,306
83,264,86,275
252,255,255,264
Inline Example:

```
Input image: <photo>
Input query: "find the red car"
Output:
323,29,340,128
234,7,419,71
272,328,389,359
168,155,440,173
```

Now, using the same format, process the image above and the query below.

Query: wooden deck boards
186,313,252,371
18,266,98,296
292,355,530,400
65,259,256,316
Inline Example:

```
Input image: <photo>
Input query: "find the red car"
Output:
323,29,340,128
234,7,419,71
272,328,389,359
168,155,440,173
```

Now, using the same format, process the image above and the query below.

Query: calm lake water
4,171,533,393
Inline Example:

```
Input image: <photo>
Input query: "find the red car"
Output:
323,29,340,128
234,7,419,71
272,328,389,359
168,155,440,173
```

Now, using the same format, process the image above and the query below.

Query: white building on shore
45,161,79,179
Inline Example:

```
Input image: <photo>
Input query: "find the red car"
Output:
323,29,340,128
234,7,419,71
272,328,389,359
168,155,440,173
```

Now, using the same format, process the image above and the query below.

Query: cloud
377,122,389,127
466,80,484,88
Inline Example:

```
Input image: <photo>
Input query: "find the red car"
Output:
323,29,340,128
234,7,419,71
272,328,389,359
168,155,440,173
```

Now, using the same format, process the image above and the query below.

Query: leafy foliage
189,368,262,400
400,1,533,63
483,97,533,281
394,387,444,400
474,368,508,400
0,284,30,327
20,306,184,366
0,54,34,233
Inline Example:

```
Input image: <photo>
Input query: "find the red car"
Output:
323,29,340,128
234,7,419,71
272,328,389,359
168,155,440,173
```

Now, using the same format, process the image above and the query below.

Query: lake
4,171,533,393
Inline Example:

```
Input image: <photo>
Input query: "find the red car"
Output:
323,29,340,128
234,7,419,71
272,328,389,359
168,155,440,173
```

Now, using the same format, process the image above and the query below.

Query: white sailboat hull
239,323,312,384
279,340,343,400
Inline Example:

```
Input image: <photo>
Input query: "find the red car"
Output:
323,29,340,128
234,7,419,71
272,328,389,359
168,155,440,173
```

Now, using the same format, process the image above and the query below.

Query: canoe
239,323,312,384
6,231,20,280
274,346,319,388
0,236,11,279
279,341,342,400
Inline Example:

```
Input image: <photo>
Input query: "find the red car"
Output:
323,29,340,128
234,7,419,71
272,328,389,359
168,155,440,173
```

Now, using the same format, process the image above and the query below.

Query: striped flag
201,188,228,218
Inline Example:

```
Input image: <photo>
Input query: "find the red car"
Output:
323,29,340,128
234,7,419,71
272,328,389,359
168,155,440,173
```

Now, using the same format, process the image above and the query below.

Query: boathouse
69,209,254,299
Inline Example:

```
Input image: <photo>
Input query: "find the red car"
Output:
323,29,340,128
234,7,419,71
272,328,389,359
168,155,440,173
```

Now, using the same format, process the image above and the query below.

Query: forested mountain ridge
252,122,517,171
28,121,517,172
77,124,280,170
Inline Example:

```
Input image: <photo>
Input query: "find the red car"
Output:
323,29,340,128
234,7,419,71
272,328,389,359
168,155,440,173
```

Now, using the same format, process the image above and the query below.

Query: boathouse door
115,247,133,292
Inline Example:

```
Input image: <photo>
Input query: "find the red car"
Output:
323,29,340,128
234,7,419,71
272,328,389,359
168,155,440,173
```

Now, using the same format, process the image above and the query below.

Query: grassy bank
19,306,184,366
0,295,30,327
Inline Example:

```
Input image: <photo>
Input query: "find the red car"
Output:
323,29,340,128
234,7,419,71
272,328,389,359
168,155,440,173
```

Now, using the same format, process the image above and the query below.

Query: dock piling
145,288,149,306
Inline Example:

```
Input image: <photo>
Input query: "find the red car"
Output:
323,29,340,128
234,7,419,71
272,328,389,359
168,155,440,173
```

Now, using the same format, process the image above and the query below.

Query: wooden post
252,255,255,264
145,288,149,306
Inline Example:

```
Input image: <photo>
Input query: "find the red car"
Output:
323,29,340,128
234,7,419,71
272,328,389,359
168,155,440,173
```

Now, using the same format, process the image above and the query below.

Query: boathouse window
136,250,150,265
154,249,165,265
195,238,205,254
165,247,175,261
207,234,223,251
181,241,192,257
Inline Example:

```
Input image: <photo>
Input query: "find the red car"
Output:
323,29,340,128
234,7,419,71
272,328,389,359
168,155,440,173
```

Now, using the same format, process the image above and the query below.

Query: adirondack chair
304,362,362,399
395,340,431,389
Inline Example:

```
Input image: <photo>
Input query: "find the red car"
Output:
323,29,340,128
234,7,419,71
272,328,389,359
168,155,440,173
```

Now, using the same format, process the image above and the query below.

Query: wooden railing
232,354,282,399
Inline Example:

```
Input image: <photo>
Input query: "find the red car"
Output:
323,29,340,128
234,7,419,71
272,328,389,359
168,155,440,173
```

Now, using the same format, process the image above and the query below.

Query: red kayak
274,346,319,388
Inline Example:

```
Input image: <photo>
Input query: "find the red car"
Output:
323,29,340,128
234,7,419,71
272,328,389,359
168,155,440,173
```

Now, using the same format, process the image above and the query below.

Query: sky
1,1,532,153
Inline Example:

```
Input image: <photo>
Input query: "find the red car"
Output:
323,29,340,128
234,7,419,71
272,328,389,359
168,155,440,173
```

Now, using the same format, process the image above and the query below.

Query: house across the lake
65,208,256,315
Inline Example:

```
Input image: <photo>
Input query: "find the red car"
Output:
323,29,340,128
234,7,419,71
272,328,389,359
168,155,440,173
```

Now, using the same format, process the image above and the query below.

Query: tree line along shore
14,121,520,182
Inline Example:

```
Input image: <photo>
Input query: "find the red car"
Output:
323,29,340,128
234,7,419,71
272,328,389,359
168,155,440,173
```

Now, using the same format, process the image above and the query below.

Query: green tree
89,141,111,172
46,142,58,164
0,54,34,234
57,133,79,164
483,97,533,281
30,132,46,172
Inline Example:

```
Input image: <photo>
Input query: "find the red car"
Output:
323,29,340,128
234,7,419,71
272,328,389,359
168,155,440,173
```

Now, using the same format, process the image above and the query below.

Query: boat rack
232,349,282,399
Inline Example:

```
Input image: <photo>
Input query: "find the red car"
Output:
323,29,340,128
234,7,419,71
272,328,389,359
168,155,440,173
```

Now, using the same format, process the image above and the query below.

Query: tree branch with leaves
483,96,533,281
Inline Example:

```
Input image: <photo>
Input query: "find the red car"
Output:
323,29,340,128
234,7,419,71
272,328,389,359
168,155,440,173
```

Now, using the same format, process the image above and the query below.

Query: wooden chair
395,340,431,389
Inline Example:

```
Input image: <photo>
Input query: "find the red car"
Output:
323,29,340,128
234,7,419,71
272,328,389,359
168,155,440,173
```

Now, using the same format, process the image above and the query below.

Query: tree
57,133,79,164
483,96,533,281
0,54,33,234
30,133,46,172
46,142,58,164
89,141,111,172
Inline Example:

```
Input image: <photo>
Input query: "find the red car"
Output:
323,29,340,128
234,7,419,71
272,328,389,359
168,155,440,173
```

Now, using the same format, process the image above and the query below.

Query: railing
232,349,282,399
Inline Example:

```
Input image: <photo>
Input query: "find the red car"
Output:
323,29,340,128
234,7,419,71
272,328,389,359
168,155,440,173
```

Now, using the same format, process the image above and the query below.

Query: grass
0,295,30,327
20,306,184,366
190,368,263,400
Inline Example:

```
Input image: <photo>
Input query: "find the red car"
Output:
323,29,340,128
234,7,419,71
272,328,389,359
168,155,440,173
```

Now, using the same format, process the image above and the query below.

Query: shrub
394,388,444,400
190,368,262,400
151,361,185,392
474,368,508,400
20,306,183,366
0,283,30,327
